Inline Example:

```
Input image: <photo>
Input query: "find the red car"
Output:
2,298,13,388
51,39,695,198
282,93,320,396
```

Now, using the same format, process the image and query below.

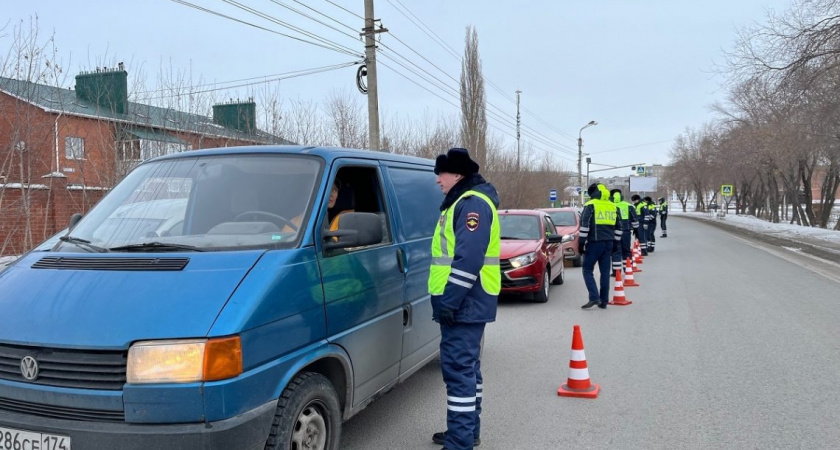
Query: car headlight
509,252,537,269
127,336,242,384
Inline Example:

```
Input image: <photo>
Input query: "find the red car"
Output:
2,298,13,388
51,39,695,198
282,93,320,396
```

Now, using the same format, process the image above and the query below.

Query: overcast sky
3,0,793,178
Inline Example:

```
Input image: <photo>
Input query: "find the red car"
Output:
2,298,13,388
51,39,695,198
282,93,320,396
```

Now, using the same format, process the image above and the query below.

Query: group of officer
578,183,669,309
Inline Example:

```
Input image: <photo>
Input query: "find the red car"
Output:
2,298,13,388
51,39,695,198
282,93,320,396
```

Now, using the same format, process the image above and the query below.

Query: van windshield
59,154,322,252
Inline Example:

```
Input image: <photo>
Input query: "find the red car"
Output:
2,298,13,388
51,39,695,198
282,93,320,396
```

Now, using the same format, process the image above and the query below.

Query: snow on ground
672,210,840,245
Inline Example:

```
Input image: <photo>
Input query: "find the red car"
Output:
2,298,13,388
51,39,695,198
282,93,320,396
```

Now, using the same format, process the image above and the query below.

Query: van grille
0,343,127,390
500,259,513,271
0,397,125,422
32,256,189,271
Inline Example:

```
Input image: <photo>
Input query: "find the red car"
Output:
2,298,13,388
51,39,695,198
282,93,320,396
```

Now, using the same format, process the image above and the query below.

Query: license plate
0,425,71,450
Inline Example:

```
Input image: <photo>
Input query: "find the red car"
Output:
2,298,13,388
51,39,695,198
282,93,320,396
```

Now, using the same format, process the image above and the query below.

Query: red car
498,209,570,303
537,207,582,267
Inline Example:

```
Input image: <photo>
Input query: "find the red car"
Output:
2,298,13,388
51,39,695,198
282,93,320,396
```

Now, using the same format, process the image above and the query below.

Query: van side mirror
323,212,383,251
68,213,83,231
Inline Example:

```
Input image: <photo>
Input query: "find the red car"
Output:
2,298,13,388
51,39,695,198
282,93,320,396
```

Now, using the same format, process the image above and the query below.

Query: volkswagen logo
20,356,39,381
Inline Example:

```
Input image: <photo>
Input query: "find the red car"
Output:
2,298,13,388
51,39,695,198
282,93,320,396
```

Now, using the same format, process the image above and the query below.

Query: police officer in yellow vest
610,188,638,272
580,183,623,309
659,197,669,237
429,148,501,450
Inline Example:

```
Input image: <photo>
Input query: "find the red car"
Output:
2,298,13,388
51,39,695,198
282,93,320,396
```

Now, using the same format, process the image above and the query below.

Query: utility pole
515,90,521,172
577,120,597,206
362,0,386,151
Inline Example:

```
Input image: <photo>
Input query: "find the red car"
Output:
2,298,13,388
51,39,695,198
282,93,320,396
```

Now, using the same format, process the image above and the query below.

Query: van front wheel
265,372,341,450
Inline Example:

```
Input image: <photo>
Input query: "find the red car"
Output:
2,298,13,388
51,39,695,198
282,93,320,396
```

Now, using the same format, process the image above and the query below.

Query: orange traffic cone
609,269,632,305
558,325,600,398
624,257,639,287
632,250,642,273
634,242,644,264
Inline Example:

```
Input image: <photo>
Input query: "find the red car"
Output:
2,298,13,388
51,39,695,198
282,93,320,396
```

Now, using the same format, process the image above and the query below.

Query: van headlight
127,336,242,383
509,252,537,269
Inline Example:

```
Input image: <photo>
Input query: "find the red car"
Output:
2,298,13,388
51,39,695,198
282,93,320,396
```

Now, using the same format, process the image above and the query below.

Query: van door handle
396,248,406,273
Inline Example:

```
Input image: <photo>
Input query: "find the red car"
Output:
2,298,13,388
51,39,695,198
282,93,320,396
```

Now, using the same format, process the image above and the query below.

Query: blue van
0,146,445,449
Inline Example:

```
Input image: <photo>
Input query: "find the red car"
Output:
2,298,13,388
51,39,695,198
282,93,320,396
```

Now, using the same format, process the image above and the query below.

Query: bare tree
0,18,66,254
459,26,487,169
325,89,367,148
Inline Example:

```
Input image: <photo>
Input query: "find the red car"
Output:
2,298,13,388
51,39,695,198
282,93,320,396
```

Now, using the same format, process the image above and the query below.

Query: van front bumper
0,399,276,450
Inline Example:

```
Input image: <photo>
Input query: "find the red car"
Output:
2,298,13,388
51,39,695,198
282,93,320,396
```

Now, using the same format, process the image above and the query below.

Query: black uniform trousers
440,322,486,450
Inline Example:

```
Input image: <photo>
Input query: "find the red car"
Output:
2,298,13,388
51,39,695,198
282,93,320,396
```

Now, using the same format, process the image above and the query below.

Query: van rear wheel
265,372,341,450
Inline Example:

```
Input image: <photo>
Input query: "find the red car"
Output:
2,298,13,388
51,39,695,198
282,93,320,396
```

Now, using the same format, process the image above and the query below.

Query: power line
376,43,577,156
385,0,460,60
322,0,364,20
256,0,577,154
590,139,674,154
377,59,575,164
267,0,360,39
382,0,578,143
140,61,359,101
170,0,359,57
220,0,360,56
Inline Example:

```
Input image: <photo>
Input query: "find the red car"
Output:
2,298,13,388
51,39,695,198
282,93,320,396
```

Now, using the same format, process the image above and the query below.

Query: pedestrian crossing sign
721,185,733,196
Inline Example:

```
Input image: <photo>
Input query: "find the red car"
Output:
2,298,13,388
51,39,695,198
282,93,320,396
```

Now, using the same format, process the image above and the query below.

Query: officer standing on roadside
580,183,622,309
631,194,649,256
610,189,638,271
429,148,501,450
644,196,657,253
659,197,669,237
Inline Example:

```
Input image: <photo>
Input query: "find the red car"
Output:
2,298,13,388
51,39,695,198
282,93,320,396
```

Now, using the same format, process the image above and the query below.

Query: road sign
636,166,646,176
721,184,733,196
549,189,557,201
575,186,582,194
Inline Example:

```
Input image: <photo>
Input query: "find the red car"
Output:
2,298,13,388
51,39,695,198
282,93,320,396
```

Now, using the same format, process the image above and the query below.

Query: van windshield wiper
108,241,205,252
58,235,109,253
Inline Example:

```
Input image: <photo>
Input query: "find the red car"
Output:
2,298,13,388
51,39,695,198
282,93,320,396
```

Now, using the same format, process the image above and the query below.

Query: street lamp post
578,120,597,205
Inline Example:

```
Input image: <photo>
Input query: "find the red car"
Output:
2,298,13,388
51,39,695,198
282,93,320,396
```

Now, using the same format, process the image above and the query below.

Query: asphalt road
340,216,840,450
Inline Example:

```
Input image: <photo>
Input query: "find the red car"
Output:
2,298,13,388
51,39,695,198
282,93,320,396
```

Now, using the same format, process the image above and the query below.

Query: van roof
150,145,436,167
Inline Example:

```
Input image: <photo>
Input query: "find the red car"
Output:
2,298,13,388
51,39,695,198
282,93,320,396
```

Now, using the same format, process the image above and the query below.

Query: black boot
433,432,481,447
581,300,598,309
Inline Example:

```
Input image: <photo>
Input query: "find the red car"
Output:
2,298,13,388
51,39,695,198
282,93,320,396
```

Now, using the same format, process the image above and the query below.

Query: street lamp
578,120,597,205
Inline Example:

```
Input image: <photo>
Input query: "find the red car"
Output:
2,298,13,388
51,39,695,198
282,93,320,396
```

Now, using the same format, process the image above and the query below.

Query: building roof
0,76,292,145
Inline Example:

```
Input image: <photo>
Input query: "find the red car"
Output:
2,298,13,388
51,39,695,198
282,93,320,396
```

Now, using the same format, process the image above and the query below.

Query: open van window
322,166,392,255
57,154,322,252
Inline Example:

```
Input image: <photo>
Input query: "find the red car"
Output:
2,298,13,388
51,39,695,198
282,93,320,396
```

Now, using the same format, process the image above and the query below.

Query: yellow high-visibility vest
429,190,500,296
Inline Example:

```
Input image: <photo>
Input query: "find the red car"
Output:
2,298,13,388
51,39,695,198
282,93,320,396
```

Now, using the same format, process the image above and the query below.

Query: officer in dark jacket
610,189,638,271
429,148,501,450
631,194,649,256
644,196,656,253
659,197,669,237
580,183,622,309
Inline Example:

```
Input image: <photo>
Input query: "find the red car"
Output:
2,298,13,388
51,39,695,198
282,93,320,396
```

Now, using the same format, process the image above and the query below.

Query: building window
65,136,85,160
119,140,142,161
139,140,187,161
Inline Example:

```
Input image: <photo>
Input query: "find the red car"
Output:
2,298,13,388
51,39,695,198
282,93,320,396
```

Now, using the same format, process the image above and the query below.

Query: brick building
0,65,288,255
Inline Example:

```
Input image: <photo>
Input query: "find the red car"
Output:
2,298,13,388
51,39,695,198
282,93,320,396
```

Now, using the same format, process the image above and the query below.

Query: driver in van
282,179,352,233
327,178,354,230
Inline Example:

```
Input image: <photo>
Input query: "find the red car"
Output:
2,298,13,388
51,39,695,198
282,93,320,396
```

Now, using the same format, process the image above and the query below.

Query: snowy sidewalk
673,211,840,263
